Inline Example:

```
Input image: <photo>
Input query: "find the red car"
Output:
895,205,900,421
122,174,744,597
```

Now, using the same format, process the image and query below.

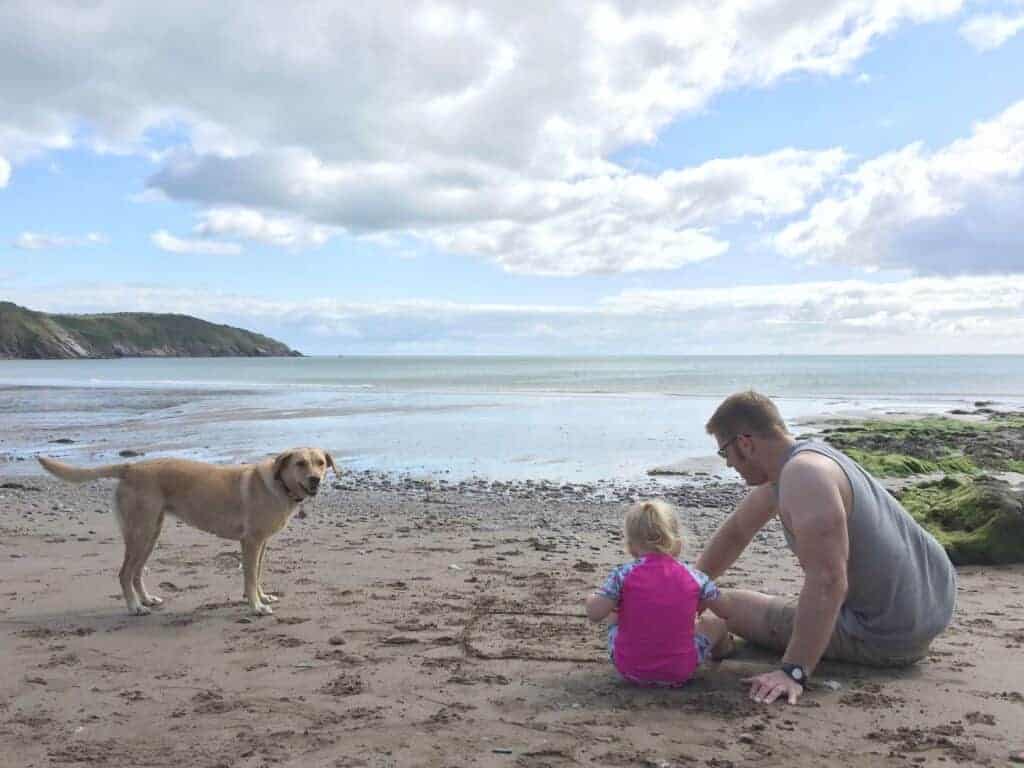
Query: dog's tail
37,456,129,483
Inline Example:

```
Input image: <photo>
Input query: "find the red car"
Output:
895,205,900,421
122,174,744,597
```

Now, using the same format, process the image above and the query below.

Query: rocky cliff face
0,302,301,359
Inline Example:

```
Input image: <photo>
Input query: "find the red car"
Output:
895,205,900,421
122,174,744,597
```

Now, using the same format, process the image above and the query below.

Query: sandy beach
0,467,1021,768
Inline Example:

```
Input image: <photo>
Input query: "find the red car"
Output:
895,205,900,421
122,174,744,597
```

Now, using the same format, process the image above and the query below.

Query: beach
1,469,1022,768
2,356,1024,766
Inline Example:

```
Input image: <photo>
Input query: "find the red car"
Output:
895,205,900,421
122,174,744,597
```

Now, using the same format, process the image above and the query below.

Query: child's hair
623,499,683,557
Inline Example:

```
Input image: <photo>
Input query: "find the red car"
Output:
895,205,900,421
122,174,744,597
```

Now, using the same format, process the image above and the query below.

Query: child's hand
585,593,616,623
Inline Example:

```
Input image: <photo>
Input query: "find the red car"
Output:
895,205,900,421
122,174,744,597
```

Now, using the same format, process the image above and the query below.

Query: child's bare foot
711,632,737,660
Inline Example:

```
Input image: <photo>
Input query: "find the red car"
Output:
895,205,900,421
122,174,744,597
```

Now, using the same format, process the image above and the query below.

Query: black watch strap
781,662,808,687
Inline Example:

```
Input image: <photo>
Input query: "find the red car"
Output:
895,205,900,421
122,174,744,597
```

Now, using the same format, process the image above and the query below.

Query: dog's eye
296,460,308,468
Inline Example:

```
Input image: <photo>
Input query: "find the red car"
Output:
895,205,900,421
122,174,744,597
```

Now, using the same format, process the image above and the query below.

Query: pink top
599,553,717,685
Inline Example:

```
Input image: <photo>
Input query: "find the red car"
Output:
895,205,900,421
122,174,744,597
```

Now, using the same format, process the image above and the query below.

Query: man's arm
696,482,778,580
744,455,849,705
779,455,849,675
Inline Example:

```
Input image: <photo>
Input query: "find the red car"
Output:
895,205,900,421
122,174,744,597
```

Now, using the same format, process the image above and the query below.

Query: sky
2,1,1024,355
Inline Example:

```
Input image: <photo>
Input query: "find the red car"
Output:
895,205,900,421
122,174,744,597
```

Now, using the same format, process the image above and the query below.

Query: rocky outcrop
897,475,1024,565
0,301,300,359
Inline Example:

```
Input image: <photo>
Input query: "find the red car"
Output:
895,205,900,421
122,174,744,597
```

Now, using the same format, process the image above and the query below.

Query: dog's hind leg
115,488,163,616
241,538,272,616
132,510,165,608
255,540,278,604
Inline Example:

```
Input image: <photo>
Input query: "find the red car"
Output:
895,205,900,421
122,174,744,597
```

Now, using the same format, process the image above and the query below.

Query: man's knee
716,591,794,652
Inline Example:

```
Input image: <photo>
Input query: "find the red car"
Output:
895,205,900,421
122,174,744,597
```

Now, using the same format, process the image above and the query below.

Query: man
696,391,956,705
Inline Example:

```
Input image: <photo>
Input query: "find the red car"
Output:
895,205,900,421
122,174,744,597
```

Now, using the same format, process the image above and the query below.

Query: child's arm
586,593,616,623
586,564,627,622
686,563,722,615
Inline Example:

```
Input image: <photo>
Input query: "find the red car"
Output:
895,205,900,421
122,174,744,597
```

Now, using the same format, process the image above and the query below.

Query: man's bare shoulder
780,449,845,487
779,450,850,525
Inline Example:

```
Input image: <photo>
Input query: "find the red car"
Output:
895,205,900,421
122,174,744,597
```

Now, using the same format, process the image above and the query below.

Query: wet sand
1,471,1022,767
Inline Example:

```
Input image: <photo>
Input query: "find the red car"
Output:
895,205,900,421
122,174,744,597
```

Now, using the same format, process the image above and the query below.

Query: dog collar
277,477,305,504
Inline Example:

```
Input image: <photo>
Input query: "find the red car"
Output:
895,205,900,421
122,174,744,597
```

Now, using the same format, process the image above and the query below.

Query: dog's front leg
256,540,278,603
241,538,272,616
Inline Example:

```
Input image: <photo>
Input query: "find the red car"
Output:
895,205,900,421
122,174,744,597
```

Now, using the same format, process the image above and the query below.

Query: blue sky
2,1,1024,354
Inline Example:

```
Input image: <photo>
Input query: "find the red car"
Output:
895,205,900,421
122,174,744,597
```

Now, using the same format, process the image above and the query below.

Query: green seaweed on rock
820,414,1024,475
843,448,978,478
896,476,1024,565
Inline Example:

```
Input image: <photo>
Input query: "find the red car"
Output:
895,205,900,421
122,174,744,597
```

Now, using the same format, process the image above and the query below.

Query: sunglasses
717,434,749,459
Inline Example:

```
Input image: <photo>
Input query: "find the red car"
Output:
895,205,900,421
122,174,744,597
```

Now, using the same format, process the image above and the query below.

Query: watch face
791,667,804,680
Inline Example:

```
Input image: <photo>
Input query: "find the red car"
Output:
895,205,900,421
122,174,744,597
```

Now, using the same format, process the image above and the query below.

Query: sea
2,355,1023,483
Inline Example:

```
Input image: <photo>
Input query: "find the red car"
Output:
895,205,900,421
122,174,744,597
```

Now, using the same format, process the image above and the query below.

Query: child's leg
606,622,619,661
695,614,735,661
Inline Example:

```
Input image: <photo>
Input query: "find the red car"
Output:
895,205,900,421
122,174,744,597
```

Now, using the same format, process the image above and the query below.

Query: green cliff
0,301,300,359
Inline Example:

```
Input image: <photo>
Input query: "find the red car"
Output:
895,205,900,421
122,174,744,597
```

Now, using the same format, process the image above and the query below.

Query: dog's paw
142,595,163,607
130,604,152,616
260,593,279,604
250,603,274,616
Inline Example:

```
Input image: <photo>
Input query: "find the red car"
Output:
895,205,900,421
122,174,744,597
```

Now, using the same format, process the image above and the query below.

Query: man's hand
742,670,803,705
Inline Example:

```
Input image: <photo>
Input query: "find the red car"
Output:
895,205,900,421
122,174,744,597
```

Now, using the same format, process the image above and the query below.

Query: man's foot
711,632,738,660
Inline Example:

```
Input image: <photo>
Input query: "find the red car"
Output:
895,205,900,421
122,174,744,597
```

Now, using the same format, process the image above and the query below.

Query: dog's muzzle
305,477,321,495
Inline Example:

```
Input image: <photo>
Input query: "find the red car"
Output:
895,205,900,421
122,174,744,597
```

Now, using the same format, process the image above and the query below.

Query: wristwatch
781,662,808,687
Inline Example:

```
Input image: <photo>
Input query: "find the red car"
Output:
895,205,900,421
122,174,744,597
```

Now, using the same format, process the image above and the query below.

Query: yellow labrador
37,448,337,616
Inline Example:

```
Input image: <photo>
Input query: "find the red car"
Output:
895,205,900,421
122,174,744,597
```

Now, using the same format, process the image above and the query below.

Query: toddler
586,499,732,686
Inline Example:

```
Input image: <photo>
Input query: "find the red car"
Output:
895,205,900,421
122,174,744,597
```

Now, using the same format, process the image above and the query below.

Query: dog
37,448,337,616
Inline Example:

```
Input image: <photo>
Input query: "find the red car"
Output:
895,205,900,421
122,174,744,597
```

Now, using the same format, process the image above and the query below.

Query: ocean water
2,355,1023,482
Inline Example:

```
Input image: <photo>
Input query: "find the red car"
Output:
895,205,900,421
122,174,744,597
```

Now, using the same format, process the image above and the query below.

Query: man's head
706,391,791,485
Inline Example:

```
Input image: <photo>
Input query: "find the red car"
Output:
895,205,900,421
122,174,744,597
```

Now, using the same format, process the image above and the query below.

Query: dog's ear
272,450,294,480
325,451,339,476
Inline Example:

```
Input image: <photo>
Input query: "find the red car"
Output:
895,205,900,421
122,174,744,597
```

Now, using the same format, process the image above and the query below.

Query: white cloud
959,11,1024,50
14,231,108,250
0,155,9,187
775,99,1024,274
0,1,961,275
153,146,845,275
150,229,242,256
194,208,337,249
16,273,1024,354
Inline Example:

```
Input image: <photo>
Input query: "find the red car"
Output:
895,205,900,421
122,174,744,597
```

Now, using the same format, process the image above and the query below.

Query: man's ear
325,452,339,476
273,450,294,480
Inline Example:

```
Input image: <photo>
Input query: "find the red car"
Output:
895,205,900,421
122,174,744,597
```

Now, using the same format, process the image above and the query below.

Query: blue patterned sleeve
683,563,719,601
597,562,634,602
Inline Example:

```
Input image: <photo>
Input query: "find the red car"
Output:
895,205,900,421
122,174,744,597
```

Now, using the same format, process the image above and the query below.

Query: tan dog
37,448,337,616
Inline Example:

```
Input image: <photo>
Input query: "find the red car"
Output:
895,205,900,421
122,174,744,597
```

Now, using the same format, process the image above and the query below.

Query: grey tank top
777,441,956,649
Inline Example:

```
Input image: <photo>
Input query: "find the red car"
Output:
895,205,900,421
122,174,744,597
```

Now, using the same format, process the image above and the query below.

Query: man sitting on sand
696,391,957,705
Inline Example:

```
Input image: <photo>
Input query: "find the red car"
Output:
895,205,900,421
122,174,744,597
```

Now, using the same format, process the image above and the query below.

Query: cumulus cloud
150,230,242,256
0,155,9,187
1,1,961,274
959,11,1024,50
152,146,845,274
17,273,1024,354
14,231,108,250
775,99,1024,274
195,208,336,249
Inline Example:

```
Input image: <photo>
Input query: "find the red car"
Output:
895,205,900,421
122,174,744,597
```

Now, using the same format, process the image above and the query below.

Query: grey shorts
763,600,932,668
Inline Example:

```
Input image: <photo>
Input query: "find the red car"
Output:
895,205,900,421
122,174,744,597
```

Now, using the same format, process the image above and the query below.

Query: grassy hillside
0,301,300,359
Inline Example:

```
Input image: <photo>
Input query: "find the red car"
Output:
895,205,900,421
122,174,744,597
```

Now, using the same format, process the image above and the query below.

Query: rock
898,476,1024,564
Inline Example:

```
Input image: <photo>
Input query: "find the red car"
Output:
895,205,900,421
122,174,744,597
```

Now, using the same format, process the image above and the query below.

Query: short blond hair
705,390,789,440
624,499,683,557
